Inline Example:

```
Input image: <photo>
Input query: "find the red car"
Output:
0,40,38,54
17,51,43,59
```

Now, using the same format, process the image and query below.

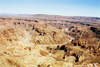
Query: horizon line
0,13,100,18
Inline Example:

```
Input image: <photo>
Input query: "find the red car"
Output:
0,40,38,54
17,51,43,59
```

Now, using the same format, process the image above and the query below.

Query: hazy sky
0,0,100,17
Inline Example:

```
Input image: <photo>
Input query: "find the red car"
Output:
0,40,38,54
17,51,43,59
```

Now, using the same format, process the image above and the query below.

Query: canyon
0,14,100,67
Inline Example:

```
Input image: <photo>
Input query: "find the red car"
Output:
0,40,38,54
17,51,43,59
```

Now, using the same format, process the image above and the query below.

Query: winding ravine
23,28,74,47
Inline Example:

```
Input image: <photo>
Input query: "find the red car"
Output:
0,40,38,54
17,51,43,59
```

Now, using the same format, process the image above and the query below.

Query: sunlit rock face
0,28,31,45
31,24,70,45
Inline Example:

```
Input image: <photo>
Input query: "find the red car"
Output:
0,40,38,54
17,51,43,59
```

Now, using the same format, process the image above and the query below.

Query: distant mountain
31,14,100,21
0,14,100,22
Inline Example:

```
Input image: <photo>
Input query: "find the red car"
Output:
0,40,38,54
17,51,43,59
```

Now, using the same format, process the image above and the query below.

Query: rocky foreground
0,16,100,67
0,28,99,67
